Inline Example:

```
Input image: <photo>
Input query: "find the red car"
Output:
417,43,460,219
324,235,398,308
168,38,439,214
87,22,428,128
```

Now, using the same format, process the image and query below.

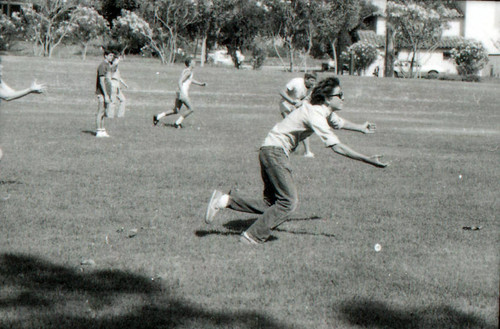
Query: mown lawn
0,55,498,329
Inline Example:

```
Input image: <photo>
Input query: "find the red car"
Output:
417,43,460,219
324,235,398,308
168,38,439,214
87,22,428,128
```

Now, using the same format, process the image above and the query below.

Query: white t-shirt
280,78,310,115
263,102,345,156
179,68,193,95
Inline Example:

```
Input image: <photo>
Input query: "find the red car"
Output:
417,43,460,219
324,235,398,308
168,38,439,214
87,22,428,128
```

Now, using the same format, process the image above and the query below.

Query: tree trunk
288,44,294,72
410,46,417,78
81,43,87,61
331,40,337,73
272,36,287,71
200,35,207,67
384,23,394,78
350,53,354,75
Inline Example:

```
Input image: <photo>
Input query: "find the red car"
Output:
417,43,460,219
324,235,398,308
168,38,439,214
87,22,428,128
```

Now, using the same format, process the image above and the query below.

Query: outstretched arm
330,116,376,134
331,142,388,168
120,79,129,88
280,88,300,106
0,80,45,101
192,79,206,86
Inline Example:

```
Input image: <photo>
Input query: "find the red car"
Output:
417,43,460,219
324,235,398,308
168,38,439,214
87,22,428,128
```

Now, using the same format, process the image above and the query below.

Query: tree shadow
0,253,292,329
338,298,496,329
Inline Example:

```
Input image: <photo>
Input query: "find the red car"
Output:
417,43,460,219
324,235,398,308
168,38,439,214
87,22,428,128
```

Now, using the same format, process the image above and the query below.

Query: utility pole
384,22,394,78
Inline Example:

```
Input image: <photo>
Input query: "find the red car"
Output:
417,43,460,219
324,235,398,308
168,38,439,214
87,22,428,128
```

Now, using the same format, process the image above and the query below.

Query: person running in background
0,56,45,161
153,58,206,128
95,49,114,137
108,52,128,118
279,72,317,158
205,77,388,245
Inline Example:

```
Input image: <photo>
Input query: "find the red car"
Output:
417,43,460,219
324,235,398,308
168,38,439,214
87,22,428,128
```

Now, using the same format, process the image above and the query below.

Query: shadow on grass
196,216,334,239
339,298,496,329
0,180,23,185
81,130,96,136
0,253,292,329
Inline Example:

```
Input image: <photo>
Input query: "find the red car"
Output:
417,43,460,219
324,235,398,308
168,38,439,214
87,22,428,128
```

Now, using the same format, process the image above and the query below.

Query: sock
157,112,166,119
218,194,229,208
175,116,184,125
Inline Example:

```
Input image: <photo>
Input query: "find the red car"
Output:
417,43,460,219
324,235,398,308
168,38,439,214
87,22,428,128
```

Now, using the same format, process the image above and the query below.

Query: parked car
207,49,245,66
394,60,442,79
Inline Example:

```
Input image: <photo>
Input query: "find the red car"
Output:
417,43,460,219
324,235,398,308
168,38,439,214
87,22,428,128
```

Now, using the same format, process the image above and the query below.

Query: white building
359,0,500,77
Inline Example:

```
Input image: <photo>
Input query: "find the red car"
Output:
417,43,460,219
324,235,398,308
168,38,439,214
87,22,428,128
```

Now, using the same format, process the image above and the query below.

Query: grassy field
0,55,498,329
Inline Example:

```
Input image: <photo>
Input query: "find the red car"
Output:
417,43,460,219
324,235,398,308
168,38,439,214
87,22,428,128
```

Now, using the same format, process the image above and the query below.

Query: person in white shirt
205,77,388,245
108,53,128,118
279,73,317,157
153,58,206,128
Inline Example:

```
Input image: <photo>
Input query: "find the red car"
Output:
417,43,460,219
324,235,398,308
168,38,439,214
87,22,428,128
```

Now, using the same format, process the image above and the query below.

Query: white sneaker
96,130,110,138
239,231,261,245
205,190,224,224
304,152,315,158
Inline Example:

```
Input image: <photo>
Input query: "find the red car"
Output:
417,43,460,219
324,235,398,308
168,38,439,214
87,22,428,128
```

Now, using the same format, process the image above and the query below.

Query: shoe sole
240,231,261,245
205,190,220,224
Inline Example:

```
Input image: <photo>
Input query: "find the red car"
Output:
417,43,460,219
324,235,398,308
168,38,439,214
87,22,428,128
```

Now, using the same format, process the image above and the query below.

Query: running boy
153,58,206,128
279,72,317,157
205,77,388,245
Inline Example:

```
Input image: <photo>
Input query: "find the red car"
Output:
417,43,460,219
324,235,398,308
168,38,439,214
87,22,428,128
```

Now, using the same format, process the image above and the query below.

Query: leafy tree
185,0,220,67
340,41,378,75
213,0,266,68
16,0,97,57
250,37,267,70
0,12,22,51
314,0,362,73
19,0,77,57
264,0,313,72
111,10,162,61
67,6,110,60
451,40,489,77
137,0,198,64
100,0,139,23
386,0,458,78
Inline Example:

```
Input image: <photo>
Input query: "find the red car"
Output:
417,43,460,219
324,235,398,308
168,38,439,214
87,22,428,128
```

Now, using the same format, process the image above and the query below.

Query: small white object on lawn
374,243,382,252
459,175,462,179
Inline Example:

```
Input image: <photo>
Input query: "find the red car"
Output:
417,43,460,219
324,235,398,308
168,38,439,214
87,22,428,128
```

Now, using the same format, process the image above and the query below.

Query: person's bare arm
120,79,128,88
340,119,377,134
331,142,388,168
279,88,302,107
0,80,45,101
99,76,110,102
192,78,206,86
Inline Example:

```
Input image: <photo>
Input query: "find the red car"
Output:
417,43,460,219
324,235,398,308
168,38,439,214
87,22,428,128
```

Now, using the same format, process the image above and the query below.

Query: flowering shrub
451,40,489,76
112,10,168,63
0,13,21,50
68,6,109,59
340,42,378,74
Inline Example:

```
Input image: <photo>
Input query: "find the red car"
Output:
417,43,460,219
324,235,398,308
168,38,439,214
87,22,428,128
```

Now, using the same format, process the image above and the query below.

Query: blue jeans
228,146,298,242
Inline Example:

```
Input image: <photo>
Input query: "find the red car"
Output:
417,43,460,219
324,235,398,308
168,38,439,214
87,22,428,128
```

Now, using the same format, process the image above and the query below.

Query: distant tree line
0,0,490,76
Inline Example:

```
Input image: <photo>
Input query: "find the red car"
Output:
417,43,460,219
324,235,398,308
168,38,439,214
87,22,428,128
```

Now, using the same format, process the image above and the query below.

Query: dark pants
228,146,298,241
